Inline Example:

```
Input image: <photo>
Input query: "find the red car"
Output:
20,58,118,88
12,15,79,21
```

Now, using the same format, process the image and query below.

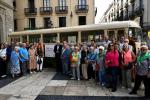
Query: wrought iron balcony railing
55,6,68,14
75,5,89,13
24,8,37,15
40,7,53,15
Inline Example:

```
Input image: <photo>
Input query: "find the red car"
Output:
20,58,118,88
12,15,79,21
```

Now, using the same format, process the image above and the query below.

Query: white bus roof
10,21,140,36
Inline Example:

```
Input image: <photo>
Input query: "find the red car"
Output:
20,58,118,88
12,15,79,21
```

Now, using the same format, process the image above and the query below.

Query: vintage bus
9,21,142,53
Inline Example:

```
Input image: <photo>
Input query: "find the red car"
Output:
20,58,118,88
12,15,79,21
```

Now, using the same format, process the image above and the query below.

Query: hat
141,45,148,50
99,46,104,50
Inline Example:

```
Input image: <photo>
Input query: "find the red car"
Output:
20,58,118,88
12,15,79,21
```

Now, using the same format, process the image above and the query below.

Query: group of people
0,41,44,78
54,37,150,97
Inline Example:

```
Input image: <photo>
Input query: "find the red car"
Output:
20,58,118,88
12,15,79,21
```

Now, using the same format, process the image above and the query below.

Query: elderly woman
10,46,20,78
121,43,136,89
129,45,150,97
70,46,81,80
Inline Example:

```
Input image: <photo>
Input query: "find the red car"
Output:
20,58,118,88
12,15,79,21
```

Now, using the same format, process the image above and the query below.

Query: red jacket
105,50,119,67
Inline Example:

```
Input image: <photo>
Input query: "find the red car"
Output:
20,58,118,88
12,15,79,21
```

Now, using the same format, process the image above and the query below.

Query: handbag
37,58,42,64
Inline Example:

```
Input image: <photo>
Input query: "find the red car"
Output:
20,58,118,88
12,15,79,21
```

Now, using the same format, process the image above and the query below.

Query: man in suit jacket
54,41,62,72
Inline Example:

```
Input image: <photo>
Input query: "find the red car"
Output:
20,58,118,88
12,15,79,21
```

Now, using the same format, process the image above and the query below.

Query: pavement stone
40,86,65,95
63,86,88,96
47,80,68,86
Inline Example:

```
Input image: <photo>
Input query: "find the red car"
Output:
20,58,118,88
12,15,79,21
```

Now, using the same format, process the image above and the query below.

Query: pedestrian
61,43,70,75
70,46,81,80
10,46,21,78
121,43,136,90
54,41,62,72
36,41,44,72
0,43,7,78
105,43,119,92
97,46,106,86
81,46,88,80
19,43,29,76
129,45,150,97
28,44,36,74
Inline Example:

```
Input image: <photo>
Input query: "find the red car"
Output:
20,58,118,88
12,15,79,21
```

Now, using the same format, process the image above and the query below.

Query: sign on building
45,44,55,57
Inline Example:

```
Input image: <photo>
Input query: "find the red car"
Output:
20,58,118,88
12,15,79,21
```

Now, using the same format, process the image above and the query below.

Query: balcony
40,7,53,15
75,5,89,13
130,0,135,3
135,6,144,16
55,6,68,14
24,8,37,15
128,11,135,19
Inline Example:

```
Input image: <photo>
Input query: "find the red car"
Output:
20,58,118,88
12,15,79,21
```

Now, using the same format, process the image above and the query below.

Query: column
104,30,108,37
40,34,43,43
20,35,23,42
27,35,29,42
114,30,118,41
78,31,81,43
57,33,60,42
125,28,128,38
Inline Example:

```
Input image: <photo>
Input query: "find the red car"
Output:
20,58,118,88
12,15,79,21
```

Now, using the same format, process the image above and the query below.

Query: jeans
98,70,105,84
106,67,118,90
71,63,80,80
20,61,27,76
62,60,68,75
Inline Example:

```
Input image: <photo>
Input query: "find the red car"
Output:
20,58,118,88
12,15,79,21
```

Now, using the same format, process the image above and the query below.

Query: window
14,19,17,31
29,18,35,29
28,0,35,8
59,17,66,27
78,16,86,25
78,0,86,5
58,0,66,10
44,17,52,28
43,0,50,7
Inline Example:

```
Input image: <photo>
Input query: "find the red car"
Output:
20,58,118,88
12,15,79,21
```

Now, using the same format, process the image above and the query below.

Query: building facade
100,0,150,36
0,0,14,42
14,0,95,32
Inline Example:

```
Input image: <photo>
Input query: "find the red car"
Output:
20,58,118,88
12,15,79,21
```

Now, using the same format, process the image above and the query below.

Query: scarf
137,52,150,63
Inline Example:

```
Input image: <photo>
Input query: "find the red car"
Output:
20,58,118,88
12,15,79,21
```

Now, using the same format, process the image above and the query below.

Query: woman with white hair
10,46,21,78
129,45,150,97
121,43,136,90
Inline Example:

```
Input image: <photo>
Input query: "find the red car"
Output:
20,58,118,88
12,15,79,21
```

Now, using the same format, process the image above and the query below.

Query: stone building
0,0,14,42
14,0,95,31
100,0,150,37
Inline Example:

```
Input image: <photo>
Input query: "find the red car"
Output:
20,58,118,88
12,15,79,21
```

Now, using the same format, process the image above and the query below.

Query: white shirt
0,48,7,58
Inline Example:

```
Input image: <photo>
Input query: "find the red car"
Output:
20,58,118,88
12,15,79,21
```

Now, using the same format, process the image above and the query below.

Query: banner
45,44,55,57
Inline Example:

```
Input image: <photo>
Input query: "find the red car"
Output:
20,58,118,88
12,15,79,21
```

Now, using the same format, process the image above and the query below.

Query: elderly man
19,43,29,76
54,41,62,72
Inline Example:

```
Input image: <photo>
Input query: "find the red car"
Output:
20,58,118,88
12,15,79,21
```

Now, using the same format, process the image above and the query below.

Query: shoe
127,88,131,91
122,86,125,89
30,71,33,74
71,77,75,80
77,78,80,81
1,75,7,78
111,88,117,92
129,91,137,95
33,71,36,73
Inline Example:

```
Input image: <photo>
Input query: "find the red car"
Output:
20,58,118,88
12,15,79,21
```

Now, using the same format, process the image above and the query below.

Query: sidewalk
0,69,144,100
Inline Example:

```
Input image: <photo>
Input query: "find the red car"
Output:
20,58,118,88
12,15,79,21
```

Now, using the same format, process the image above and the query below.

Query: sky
95,0,113,24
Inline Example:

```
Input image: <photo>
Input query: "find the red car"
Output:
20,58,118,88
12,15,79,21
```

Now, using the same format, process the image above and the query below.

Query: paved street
0,69,145,100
